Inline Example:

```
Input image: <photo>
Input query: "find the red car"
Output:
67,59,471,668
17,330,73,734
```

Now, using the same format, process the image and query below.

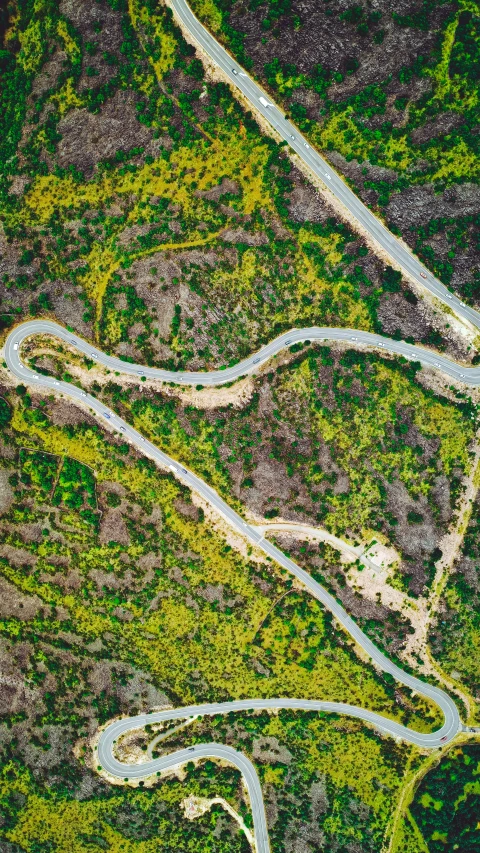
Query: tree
0,396,11,427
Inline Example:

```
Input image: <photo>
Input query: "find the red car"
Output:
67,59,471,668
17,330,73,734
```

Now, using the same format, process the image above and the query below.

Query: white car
54,381,60,386
325,173,331,180
232,68,238,75
13,343,18,351
81,392,87,397
90,353,96,359
290,134,295,140
304,143,310,149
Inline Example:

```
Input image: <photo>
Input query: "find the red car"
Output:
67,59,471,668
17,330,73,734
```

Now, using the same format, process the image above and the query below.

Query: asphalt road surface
170,0,480,337
7,318,480,386
6,9,477,841
5,319,465,852
97,698,454,853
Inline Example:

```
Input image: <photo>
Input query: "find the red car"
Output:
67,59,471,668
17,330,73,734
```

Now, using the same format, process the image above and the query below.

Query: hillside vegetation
430,477,480,705
28,340,475,595
192,0,480,306
0,385,439,850
0,0,467,365
1,1,479,851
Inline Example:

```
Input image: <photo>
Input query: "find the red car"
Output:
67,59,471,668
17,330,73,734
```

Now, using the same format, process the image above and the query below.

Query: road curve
7,318,480,386
97,698,454,853
4,319,463,851
4,6,477,846
170,0,480,335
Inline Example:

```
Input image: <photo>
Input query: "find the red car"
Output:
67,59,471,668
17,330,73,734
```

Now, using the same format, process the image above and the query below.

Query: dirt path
402,440,480,720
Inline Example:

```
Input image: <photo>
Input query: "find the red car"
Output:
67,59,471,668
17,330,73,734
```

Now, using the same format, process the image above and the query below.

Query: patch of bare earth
0,468,14,515
99,509,130,547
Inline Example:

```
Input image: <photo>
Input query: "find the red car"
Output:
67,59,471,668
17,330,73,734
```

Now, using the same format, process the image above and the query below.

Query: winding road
4,319,468,852
4,5,479,846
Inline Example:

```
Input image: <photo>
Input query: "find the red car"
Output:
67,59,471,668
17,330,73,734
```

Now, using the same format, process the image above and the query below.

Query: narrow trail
4,2,478,847
253,520,381,572
4,318,471,853
6,11,480,847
